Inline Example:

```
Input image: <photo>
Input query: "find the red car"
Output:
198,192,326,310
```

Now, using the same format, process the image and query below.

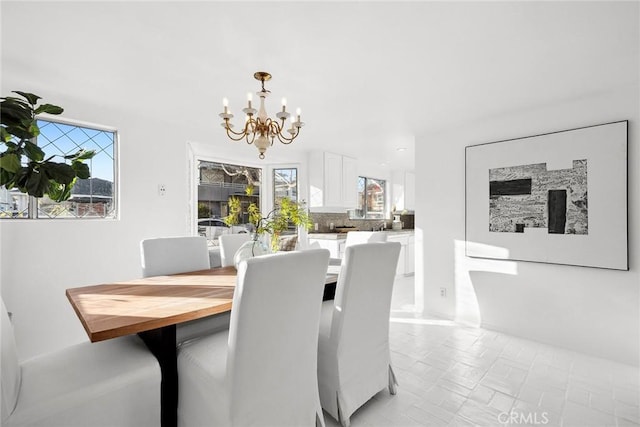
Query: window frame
194,159,263,246
272,167,299,205
0,115,119,220
352,175,387,220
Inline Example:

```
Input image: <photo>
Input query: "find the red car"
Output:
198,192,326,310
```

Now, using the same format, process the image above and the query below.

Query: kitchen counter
308,230,414,240
308,230,415,275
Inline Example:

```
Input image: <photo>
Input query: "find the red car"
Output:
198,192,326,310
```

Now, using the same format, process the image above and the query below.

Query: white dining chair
140,236,230,342
329,231,387,266
140,235,210,277
1,300,160,427
219,233,252,267
344,230,387,246
177,249,330,427
317,242,401,427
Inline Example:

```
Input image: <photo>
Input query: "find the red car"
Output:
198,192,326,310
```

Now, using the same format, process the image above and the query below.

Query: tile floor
323,275,640,427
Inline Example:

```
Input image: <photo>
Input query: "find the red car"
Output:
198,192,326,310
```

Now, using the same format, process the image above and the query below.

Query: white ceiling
1,1,637,172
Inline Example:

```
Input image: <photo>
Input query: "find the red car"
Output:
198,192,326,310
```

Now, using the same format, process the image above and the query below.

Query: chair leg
388,365,398,395
337,395,350,427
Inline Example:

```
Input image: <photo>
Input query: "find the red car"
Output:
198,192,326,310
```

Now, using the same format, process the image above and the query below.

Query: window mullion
28,196,37,219
29,136,38,219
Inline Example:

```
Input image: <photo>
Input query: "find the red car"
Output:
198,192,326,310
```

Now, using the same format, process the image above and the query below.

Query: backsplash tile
310,212,391,232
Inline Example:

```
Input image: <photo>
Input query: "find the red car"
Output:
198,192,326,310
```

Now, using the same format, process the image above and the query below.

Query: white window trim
2,115,119,221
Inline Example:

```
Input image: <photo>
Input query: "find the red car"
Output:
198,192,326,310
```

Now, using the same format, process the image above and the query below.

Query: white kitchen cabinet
341,156,357,207
405,234,415,274
391,171,415,212
309,151,357,210
308,235,346,258
312,232,414,276
386,232,415,276
323,152,342,207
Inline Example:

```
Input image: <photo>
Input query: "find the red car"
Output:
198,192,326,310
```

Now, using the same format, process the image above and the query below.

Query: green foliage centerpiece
224,197,312,252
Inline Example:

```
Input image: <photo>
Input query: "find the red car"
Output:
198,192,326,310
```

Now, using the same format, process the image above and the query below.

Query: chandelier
219,71,304,159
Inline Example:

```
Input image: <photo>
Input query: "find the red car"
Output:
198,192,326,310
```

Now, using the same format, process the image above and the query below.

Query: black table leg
323,282,337,301
139,325,177,427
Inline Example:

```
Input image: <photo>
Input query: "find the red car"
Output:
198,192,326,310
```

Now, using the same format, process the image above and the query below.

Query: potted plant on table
1,91,95,202
224,197,313,259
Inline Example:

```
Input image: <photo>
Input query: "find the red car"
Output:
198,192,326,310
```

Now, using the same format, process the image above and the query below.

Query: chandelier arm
245,131,257,145
275,131,297,145
225,126,250,141
268,121,281,138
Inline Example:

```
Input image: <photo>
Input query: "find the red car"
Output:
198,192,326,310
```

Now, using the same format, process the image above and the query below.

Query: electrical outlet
440,287,447,298
158,184,166,196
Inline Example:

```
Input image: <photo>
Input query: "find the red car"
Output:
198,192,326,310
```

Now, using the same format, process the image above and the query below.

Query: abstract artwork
465,121,627,270
489,160,588,234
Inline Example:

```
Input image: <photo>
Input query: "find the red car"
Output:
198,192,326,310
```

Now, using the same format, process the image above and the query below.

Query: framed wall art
465,120,628,270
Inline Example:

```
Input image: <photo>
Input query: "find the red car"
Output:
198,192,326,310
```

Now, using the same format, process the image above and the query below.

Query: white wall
415,88,639,365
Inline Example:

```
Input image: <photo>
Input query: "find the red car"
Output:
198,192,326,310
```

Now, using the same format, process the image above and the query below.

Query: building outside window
0,118,117,219
197,161,261,246
351,176,386,220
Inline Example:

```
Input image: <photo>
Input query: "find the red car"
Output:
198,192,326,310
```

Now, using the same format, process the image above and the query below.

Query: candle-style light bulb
247,93,253,109
281,97,287,113
296,107,301,121
223,97,229,114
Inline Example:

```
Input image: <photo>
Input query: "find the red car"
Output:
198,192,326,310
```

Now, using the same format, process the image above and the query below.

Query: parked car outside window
198,218,250,245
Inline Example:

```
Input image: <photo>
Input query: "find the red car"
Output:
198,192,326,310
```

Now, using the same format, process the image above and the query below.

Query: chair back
330,242,400,368
219,233,251,267
344,231,387,247
140,236,210,277
1,300,21,423
227,249,330,425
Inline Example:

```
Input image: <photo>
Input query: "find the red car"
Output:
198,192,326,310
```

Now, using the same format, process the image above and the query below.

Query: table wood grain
67,266,339,343
66,267,237,342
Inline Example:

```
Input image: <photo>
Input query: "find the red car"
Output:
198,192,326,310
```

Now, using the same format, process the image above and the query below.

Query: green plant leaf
0,153,21,173
44,162,76,185
23,141,44,162
34,103,63,115
71,161,91,179
5,125,35,140
65,149,95,161
1,127,12,143
14,167,30,188
223,196,242,226
47,179,74,202
26,121,40,137
13,91,41,105
25,169,48,197
0,168,17,187
1,99,32,123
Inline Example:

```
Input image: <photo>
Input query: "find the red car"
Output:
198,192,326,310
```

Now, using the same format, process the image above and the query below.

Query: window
273,167,299,234
0,118,117,219
351,176,386,219
273,168,298,205
197,161,261,246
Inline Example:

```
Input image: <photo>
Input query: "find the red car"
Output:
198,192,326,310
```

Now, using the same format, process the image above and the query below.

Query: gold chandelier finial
219,71,304,159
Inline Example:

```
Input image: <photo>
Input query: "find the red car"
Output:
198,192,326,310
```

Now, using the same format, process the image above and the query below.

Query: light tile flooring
324,275,640,427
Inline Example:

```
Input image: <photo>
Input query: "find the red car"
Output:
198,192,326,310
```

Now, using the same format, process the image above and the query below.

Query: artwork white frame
465,120,628,270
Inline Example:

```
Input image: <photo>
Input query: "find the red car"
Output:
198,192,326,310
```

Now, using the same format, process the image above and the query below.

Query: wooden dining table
66,265,339,427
